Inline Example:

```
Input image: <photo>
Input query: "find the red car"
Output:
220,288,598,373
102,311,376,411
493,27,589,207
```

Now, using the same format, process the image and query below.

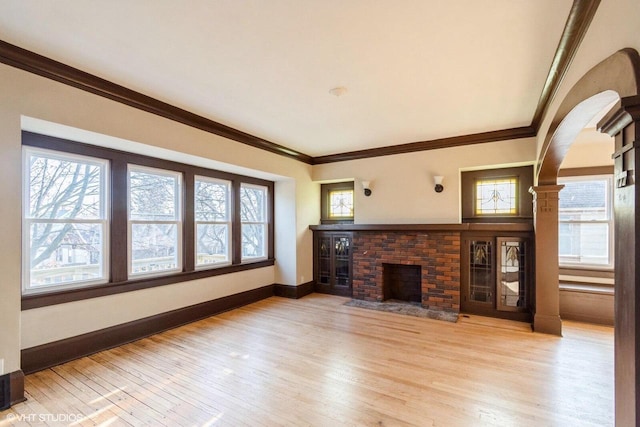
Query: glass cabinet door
317,236,331,285
496,238,527,312
333,236,351,288
468,240,493,304
314,232,353,296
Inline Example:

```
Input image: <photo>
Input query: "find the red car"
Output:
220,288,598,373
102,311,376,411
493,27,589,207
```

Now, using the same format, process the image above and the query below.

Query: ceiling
0,0,575,158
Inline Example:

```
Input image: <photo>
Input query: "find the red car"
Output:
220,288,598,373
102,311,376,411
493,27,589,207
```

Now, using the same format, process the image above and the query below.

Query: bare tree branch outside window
195,177,231,267
25,149,107,291
240,184,267,260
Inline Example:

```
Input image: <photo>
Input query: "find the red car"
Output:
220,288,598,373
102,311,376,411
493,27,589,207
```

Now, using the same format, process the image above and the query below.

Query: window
23,147,109,294
241,183,268,261
559,175,613,268
195,176,231,268
461,166,533,223
320,182,355,224
475,177,518,215
22,131,274,306
128,165,182,277
329,189,354,218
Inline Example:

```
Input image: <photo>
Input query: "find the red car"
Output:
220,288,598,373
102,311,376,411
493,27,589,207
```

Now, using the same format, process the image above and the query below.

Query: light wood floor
1,294,613,426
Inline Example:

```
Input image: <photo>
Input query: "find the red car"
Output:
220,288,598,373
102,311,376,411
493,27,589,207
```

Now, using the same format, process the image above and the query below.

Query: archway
535,48,640,425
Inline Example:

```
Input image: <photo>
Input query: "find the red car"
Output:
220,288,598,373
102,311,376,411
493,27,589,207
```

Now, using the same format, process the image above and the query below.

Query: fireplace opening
383,263,422,303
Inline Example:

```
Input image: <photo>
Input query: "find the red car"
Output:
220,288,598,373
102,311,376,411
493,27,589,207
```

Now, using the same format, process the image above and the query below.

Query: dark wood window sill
22,259,275,310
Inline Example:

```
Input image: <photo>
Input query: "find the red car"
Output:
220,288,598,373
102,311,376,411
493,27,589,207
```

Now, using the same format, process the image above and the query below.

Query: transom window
23,147,109,294
558,175,613,268
475,177,518,215
329,189,354,218
461,166,533,223
320,182,355,224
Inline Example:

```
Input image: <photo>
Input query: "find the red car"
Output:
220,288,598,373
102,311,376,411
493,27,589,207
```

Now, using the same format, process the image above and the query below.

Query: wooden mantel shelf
309,223,534,232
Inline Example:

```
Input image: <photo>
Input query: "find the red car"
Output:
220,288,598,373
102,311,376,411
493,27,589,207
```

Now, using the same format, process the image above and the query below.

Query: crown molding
530,0,601,132
312,126,536,164
0,0,599,165
0,39,314,164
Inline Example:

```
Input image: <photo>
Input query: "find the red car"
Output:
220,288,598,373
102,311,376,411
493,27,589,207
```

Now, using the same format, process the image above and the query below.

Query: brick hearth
352,231,461,313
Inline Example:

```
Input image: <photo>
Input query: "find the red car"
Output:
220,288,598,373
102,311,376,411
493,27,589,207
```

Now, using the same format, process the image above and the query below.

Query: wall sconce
433,175,444,193
361,180,372,197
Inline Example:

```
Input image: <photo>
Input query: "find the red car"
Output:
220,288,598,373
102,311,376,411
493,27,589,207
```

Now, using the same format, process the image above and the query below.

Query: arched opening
535,48,640,425
558,103,616,325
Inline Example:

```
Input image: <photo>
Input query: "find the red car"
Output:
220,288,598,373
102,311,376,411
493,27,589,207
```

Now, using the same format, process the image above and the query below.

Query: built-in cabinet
310,225,534,323
313,231,353,297
462,233,533,321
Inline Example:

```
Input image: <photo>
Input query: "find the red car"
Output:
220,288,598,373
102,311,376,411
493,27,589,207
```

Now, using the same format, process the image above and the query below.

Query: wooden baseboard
10,370,25,407
21,285,275,374
274,281,314,299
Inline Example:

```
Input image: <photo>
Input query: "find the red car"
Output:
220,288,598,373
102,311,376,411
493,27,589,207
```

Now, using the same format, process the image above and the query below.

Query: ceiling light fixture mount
329,86,348,97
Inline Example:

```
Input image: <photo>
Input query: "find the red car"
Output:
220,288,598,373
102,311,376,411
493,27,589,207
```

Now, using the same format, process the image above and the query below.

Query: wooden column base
9,370,25,407
534,313,563,336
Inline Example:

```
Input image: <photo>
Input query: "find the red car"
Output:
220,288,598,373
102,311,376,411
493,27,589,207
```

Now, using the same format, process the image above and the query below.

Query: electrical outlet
301,275,305,283
0,358,4,375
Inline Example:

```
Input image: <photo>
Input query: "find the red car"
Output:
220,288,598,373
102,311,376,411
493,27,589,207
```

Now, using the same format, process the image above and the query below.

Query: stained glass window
329,190,354,218
475,178,518,215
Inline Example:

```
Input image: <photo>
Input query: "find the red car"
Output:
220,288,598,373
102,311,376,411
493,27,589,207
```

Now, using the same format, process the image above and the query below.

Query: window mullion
232,179,241,264
111,158,128,283
184,171,195,272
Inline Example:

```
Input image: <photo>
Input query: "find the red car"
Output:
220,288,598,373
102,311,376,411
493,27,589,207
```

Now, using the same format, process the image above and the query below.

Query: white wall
0,63,317,373
21,267,275,349
560,128,614,169
313,138,537,224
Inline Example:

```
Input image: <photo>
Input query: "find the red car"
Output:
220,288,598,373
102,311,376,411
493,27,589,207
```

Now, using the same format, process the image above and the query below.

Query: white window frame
240,183,268,263
127,164,183,278
558,174,614,269
22,147,109,294
194,176,232,269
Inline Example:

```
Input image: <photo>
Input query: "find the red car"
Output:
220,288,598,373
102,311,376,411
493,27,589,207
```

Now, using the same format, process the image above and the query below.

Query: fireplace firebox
383,263,422,303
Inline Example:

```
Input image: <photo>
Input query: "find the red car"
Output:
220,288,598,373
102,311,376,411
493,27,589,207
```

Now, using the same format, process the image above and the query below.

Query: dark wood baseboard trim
21,285,275,374
274,282,314,299
9,370,25,407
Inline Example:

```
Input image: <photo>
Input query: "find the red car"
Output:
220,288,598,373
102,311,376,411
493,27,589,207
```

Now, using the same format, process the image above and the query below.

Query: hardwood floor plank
0,294,613,426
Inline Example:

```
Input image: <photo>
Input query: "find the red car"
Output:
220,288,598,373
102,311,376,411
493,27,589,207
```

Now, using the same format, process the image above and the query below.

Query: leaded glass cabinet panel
317,236,331,286
496,237,528,312
313,231,353,297
468,240,494,304
462,232,533,322
334,236,351,288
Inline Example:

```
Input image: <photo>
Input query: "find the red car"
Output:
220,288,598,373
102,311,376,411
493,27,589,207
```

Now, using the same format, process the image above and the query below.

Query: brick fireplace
351,231,461,314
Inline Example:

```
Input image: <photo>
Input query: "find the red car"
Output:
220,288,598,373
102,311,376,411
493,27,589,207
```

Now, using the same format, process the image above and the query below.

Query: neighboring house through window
558,175,613,268
23,147,109,294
